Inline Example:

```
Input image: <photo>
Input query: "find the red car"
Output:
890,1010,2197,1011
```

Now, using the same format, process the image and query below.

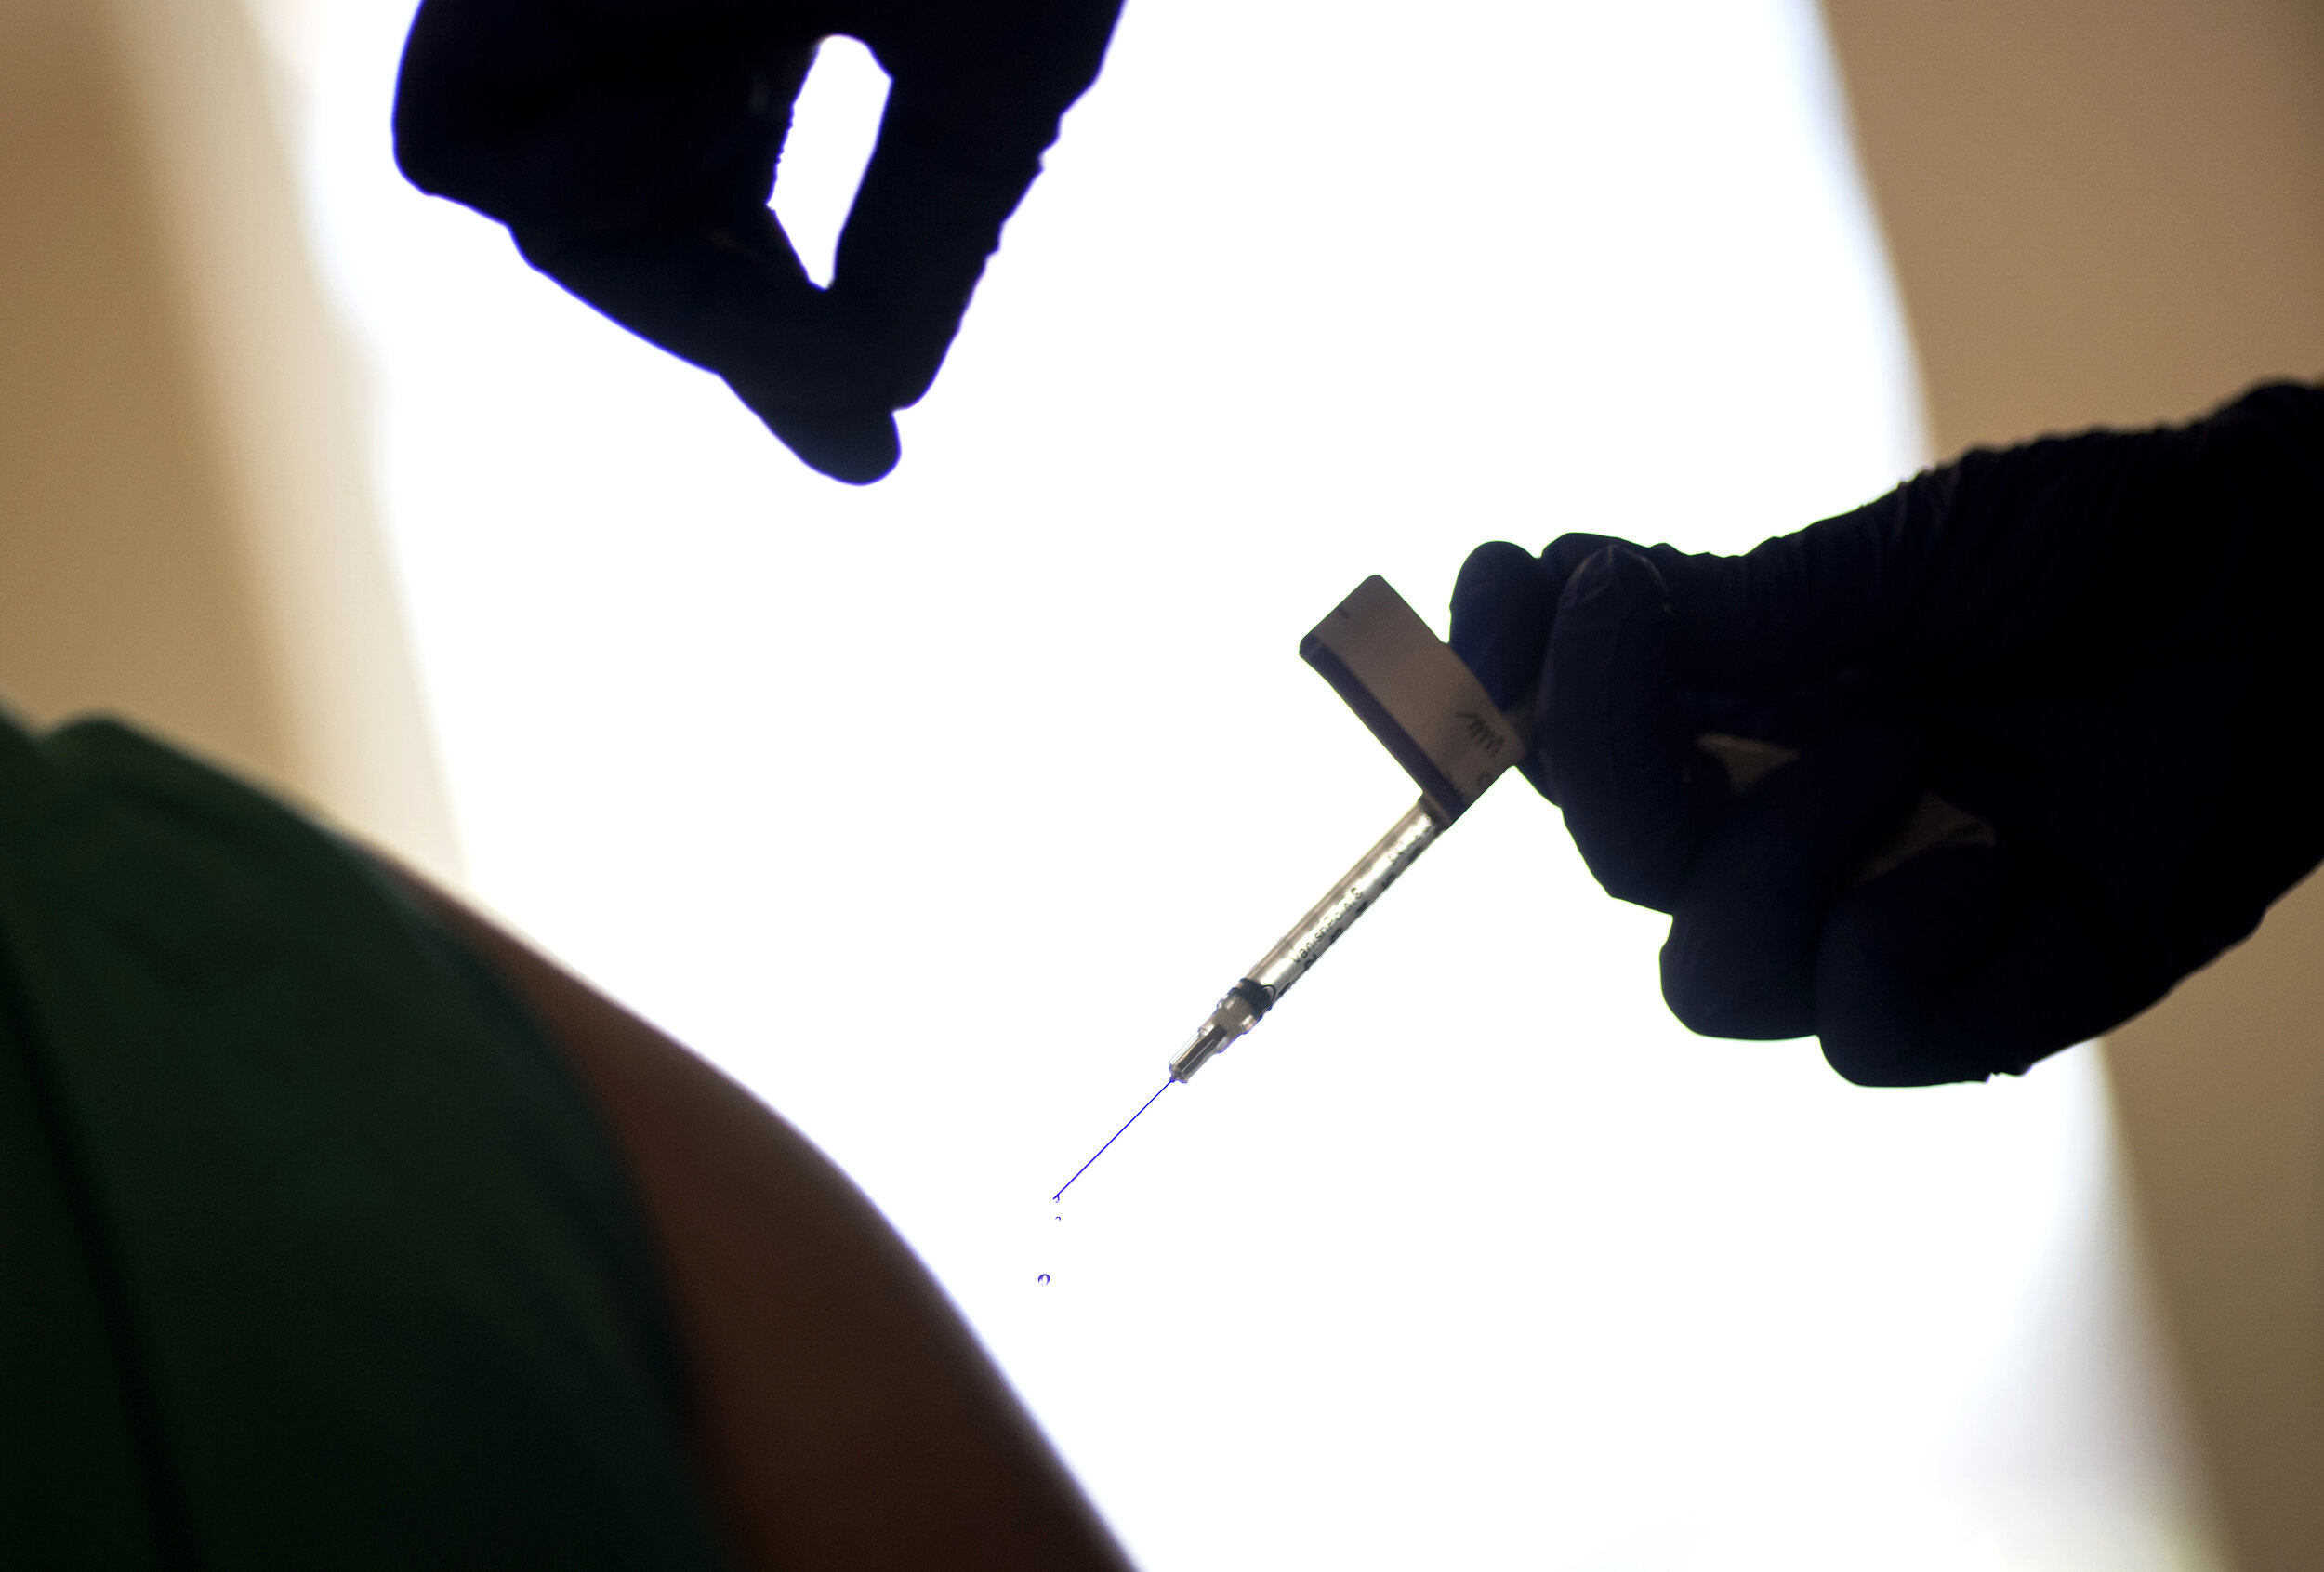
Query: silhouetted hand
1449,382,2324,1086
393,0,1122,483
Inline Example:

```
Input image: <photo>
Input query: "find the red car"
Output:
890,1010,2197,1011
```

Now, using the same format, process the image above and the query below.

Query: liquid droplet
1037,1274,1051,1285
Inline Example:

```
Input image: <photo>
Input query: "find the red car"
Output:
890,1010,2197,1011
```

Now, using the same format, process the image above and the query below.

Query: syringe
1050,799,1448,1199
1169,799,1443,1082
1051,575,1517,1202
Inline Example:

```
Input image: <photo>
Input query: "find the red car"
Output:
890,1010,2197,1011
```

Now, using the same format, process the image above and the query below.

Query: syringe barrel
1169,798,1446,1083
1243,799,1445,1006
1169,575,1510,1087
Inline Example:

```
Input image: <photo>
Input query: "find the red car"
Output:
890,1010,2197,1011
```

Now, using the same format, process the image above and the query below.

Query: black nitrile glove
393,0,1122,483
1449,381,2324,1086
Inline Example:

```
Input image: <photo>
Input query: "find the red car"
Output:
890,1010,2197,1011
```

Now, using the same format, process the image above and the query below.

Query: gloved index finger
1448,534,1633,714
1538,545,1729,912
814,0,1124,412
1448,542,1562,713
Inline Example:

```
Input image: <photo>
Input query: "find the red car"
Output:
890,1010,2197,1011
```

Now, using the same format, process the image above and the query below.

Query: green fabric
0,715,728,1570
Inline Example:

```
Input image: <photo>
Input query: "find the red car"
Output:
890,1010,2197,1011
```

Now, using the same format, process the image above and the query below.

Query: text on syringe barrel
1243,800,1445,1006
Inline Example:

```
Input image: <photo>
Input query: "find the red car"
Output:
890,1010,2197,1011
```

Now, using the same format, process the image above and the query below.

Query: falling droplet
1037,1274,1051,1285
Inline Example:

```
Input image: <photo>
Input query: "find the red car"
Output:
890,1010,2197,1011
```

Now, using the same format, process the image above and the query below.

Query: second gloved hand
393,0,1122,483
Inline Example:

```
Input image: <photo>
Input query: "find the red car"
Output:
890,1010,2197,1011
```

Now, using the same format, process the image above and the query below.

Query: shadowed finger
1448,542,1561,712
1815,850,2166,1085
1659,728,1924,1041
1538,546,1727,912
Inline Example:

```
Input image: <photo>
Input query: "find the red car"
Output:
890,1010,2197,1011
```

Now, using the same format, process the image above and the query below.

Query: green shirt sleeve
0,714,729,1571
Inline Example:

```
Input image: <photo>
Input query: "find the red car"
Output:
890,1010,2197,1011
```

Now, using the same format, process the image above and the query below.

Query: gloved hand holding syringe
1053,575,1524,1199
1051,562,1989,1201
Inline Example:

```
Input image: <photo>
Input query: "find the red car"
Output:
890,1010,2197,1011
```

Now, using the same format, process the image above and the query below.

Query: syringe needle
1052,1080,1172,1201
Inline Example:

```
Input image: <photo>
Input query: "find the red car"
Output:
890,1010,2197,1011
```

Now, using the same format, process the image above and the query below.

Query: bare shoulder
390,868,1134,1572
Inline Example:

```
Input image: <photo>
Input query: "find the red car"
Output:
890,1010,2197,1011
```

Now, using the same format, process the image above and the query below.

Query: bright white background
257,1,2218,1565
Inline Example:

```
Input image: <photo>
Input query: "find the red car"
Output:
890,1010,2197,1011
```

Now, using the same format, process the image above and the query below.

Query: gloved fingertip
1449,541,1543,619
1449,542,1560,712
1556,540,1664,618
1814,845,2014,1085
1544,532,1630,583
741,395,902,484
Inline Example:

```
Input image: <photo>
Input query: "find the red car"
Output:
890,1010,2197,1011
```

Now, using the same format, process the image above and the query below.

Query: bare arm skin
403,877,1134,1572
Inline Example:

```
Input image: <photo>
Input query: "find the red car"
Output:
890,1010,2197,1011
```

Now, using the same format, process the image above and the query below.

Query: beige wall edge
0,0,457,881
1818,4,2324,1568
